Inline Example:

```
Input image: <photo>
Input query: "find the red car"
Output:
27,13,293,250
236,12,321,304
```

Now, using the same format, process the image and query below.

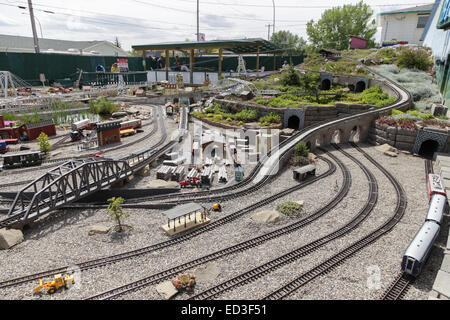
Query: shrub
418,113,434,120
294,142,309,157
277,201,303,217
206,113,214,118
396,47,433,71
391,109,404,116
280,66,301,86
37,132,51,153
204,107,214,113
359,86,396,107
406,110,419,116
89,97,120,115
226,117,232,122
213,114,223,120
235,108,259,122
258,112,281,127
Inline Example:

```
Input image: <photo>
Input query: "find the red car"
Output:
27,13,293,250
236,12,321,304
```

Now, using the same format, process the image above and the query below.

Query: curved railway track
81,151,348,300
187,143,378,300
261,142,407,300
0,153,336,291
0,106,159,177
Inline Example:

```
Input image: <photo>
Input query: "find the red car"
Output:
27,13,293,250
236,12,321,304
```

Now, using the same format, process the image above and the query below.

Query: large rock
280,128,295,136
194,262,221,283
384,151,398,157
111,111,127,118
155,280,179,300
375,143,398,154
88,225,110,236
146,179,179,189
251,210,282,223
0,228,24,249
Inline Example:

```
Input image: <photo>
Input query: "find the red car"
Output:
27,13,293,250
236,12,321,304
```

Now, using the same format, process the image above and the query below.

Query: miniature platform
161,211,210,236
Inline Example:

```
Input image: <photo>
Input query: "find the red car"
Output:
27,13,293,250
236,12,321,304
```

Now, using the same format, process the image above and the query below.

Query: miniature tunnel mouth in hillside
418,139,439,159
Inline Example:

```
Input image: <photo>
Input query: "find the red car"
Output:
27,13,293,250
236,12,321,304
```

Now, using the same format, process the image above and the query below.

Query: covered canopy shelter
132,38,284,83
163,202,204,233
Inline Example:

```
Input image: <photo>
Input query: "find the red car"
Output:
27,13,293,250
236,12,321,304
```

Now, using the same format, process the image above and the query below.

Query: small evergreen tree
106,197,129,233
37,132,51,153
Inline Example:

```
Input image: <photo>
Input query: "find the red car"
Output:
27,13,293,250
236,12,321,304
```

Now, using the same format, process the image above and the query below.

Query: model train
1,151,43,169
120,119,142,130
401,174,447,277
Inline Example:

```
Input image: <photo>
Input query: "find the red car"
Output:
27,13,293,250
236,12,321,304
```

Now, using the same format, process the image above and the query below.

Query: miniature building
0,119,56,141
293,164,316,181
157,165,175,180
171,166,185,182
161,202,210,236
349,35,368,49
201,166,214,185
319,48,341,60
25,119,56,140
235,165,244,181
96,120,121,146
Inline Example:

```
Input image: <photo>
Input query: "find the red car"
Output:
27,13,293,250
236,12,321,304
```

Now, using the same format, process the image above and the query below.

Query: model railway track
0,107,159,176
380,272,413,300
83,152,346,300
0,152,337,292
188,143,378,300
0,109,168,228
120,131,304,204
425,159,434,177
261,142,407,300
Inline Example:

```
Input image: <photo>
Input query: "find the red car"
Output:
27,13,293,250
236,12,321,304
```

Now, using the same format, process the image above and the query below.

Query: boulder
111,111,127,118
0,228,24,249
125,108,140,115
88,225,110,236
146,179,179,189
155,280,179,300
384,151,398,157
251,210,282,223
375,143,398,154
431,104,448,117
280,128,295,136
193,263,221,283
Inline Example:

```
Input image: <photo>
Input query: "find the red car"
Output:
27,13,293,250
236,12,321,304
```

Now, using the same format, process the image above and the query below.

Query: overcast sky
0,0,434,51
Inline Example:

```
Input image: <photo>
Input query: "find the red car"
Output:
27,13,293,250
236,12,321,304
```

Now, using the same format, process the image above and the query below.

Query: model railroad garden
0,47,448,301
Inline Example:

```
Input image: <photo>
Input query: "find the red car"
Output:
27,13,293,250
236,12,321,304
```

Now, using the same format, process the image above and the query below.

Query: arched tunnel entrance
321,79,331,90
331,130,341,144
355,81,366,93
350,125,360,143
418,140,440,159
287,115,300,130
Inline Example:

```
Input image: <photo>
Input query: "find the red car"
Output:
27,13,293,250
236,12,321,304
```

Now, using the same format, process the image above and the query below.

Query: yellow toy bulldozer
33,274,75,294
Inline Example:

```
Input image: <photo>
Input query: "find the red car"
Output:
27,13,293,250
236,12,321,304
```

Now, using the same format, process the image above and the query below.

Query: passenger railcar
401,221,440,277
120,119,142,130
426,194,446,225
1,151,43,169
427,173,446,200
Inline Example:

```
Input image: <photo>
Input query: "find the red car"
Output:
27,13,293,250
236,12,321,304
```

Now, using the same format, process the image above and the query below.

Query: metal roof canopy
163,202,203,220
132,38,284,54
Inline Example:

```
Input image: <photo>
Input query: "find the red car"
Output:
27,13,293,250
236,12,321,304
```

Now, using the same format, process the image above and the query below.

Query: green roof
378,3,433,16
132,38,284,54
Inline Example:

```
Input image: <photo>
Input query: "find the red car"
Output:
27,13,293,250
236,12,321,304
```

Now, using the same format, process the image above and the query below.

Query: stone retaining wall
367,122,418,151
212,98,374,129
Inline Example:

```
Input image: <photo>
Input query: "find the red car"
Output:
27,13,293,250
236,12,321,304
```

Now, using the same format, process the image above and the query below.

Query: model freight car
2,151,43,169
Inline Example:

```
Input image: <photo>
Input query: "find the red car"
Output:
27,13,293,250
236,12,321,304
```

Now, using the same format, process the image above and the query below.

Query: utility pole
265,24,272,41
27,0,40,53
272,0,275,35
196,0,200,41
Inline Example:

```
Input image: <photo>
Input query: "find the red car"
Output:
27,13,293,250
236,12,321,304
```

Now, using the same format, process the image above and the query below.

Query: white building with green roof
378,3,434,45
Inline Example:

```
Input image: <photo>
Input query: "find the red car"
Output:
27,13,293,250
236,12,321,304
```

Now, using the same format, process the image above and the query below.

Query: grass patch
277,201,303,217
